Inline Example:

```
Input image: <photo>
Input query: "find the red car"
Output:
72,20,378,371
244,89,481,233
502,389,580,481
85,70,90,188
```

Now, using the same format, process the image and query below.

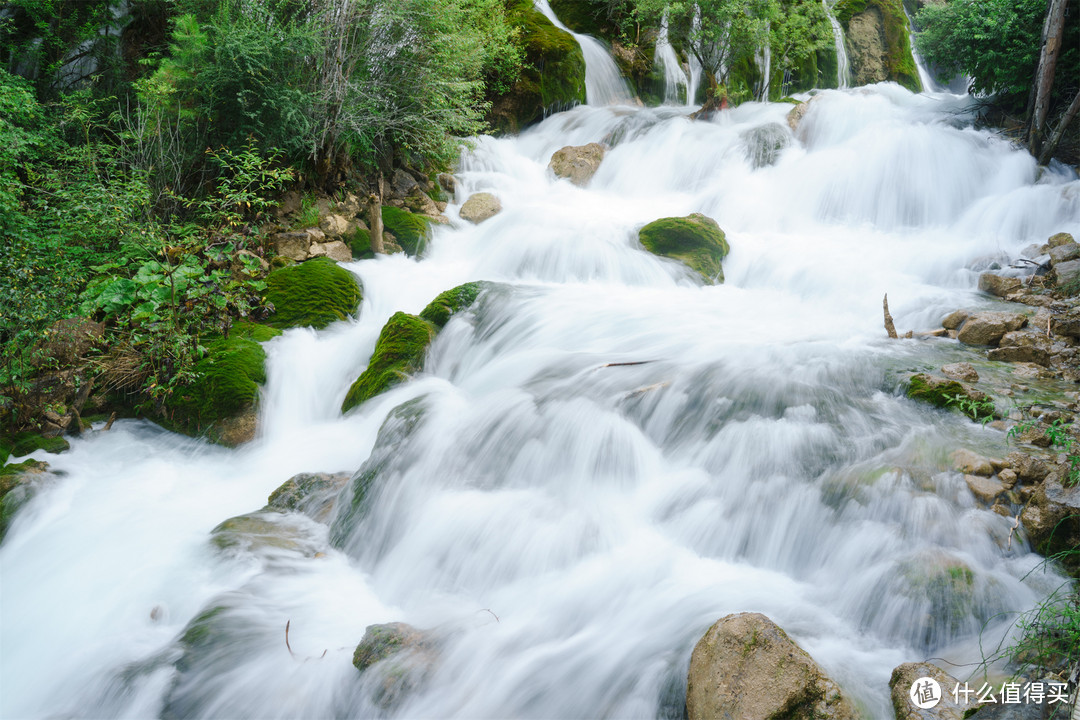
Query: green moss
548,0,605,36
341,313,435,413
488,0,586,133
165,322,282,438
350,227,372,259
905,373,994,420
6,432,70,457
1,459,48,541
638,214,729,283
264,256,363,330
269,255,295,270
419,282,487,329
381,207,431,257
835,0,921,92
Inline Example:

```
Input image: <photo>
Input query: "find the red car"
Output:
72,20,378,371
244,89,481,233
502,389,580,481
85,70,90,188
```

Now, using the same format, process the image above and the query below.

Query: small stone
437,173,458,195
1005,451,1049,483
320,241,352,263
951,449,994,476
965,474,1005,503
997,468,1018,488
941,362,978,382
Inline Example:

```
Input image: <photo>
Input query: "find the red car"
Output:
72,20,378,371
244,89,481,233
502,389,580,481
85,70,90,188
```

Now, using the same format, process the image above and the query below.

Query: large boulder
1051,258,1080,289
956,311,1028,346
638,214,729,284
418,282,489,329
164,322,282,446
264,256,362,330
459,193,502,224
686,612,857,720
486,1,586,134
1020,476,1080,574
889,662,968,720
1047,242,1080,266
834,0,921,92
549,143,606,187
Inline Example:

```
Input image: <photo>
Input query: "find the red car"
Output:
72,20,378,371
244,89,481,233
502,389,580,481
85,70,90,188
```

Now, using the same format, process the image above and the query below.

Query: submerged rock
459,193,502,224
638,214,729,284
353,622,440,711
266,471,351,522
264,256,362,330
890,662,968,720
548,143,606,186
686,612,856,720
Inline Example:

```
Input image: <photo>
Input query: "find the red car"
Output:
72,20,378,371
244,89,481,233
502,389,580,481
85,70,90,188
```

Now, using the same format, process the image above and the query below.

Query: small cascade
756,35,771,101
824,0,851,88
655,12,690,104
902,5,939,92
686,9,704,104
534,0,634,106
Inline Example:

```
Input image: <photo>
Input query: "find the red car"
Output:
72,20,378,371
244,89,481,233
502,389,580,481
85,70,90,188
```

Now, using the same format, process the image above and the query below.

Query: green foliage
419,282,487,329
638,214,729,283
769,0,834,90
381,207,432,257
905,374,997,421
341,312,434,413
263,257,363,330
913,0,1046,104
944,392,996,426
183,141,295,230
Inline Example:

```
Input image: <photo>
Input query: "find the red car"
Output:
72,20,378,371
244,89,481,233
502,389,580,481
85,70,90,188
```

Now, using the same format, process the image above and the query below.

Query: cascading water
654,12,690,105
533,0,634,107
824,0,851,88
3,87,1080,719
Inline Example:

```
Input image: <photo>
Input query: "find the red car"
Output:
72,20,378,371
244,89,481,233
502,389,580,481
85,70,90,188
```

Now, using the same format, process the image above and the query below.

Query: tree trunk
1028,0,1069,156
368,174,385,255
1038,88,1080,166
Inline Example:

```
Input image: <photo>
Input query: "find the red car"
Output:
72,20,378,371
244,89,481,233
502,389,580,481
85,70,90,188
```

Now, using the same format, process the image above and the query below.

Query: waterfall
3,88,1079,720
654,12,690,105
533,0,634,106
824,0,851,88
756,32,771,100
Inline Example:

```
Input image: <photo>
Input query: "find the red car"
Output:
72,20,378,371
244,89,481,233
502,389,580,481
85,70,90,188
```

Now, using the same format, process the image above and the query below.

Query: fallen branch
883,293,898,339
598,361,654,369
103,412,117,431
285,620,328,661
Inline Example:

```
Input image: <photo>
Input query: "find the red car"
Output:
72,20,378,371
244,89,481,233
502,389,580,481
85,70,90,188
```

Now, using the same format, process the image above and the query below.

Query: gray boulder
686,612,856,720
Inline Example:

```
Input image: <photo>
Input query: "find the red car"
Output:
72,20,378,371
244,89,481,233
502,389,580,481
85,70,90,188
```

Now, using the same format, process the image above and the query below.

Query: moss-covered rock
905,373,994,421
487,0,586,134
264,256,362,330
165,322,282,445
419,282,488,329
835,0,921,92
638,214,729,283
350,227,372,259
381,207,431,257
266,471,351,522
341,313,435,413
1,459,50,541
6,431,70,457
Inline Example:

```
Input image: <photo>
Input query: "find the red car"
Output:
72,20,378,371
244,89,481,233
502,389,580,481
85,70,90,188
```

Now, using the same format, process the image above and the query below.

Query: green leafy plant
945,392,996,425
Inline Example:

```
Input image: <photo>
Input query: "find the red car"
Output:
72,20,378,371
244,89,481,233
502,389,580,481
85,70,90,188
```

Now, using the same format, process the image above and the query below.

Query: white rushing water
824,0,852,89
4,76,1080,720
534,0,634,107
654,12,690,105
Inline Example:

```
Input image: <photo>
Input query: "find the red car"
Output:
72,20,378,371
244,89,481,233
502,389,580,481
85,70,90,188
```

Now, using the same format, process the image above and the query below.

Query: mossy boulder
638,214,729,283
419,282,488,329
352,622,440,711
165,322,282,446
381,207,431,257
266,471,351,522
835,0,921,92
4,431,70,457
905,373,994,421
264,256,362,330
342,313,435,413
0,458,51,541
487,0,586,134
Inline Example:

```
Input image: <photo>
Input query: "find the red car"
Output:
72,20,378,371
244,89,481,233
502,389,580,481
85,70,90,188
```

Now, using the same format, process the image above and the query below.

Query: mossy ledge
638,214,730,284
264,256,363,330
342,282,490,413
381,207,432,257
164,321,282,445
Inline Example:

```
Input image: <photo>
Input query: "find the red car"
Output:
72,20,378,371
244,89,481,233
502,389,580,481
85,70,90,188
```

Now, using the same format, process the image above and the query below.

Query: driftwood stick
883,293,899,339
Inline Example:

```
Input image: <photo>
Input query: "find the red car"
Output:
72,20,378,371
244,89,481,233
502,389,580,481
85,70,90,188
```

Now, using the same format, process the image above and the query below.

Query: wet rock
638,214,729,284
404,188,440,218
997,468,1018,488
956,312,1028,346
941,362,978,383
964,474,1005,503
266,471,351,522
548,143,606,186
978,273,1022,298
1050,308,1080,338
210,512,322,557
1010,362,1054,380
686,612,856,720
1047,232,1075,248
1052,258,1080,288
341,312,434,413
271,231,311,262
437,173,458,195
1020,476,1080,573
987,330,1052,366
459,192,503,224
889,661,968,720
951,449,994,476
741,123,789,169
0,459,52,541
1048,242,1080,266
1005,451,1050,483
353,622,439,710
941,310,969,330
906,374,993,420
787,100,811,133
319,214,351,238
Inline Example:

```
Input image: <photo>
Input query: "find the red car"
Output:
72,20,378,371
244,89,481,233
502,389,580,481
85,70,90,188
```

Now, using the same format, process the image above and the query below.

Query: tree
1028,0,1070,155
770,0,833,86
